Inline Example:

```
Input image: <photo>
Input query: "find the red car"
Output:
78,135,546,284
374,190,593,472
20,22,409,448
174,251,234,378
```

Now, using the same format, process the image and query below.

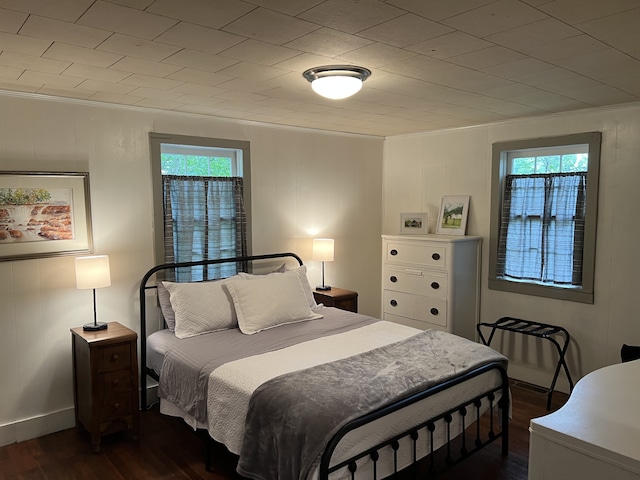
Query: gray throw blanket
236,329,507,480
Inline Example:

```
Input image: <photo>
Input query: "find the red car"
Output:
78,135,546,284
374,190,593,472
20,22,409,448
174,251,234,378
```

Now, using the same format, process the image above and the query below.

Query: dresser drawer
383,266,448,298
383,290,447,327
383,312,447,332
385,241,447,269
99,344,131,372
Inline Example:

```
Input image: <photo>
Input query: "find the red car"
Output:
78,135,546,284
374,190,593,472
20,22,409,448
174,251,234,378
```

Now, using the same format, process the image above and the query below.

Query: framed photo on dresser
436,195,469,236
400,212,428,234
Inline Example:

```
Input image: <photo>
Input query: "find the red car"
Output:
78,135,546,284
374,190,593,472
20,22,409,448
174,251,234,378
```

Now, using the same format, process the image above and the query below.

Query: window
150,133,251,282
489,132,601,303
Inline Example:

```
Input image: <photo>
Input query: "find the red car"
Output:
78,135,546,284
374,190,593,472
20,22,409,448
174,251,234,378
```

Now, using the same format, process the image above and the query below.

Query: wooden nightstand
71,322,139,452
313,287,358,313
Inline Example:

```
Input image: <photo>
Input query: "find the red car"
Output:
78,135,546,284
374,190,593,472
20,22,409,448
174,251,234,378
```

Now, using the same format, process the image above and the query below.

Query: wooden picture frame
0,172,93,261
436,195,470,236
400,212,428,234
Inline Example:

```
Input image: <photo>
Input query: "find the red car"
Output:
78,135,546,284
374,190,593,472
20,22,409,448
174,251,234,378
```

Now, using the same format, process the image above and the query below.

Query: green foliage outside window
161,154,232,176
511,153,588,175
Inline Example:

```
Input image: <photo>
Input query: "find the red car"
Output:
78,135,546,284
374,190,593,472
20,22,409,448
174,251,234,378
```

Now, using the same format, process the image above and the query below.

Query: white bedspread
207,321,419,454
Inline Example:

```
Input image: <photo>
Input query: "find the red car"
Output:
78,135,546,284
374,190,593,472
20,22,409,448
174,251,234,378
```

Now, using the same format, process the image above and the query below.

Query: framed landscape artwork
0,172,93,261
400,212,428,234
436,195,470,236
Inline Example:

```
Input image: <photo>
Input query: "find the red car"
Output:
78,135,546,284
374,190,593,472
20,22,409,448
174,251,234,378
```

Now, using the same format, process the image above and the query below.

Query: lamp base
316,285,332,291
83,321,108,331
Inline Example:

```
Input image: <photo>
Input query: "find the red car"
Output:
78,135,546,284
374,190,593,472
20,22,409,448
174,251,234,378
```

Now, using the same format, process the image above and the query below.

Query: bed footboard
319,362,510,480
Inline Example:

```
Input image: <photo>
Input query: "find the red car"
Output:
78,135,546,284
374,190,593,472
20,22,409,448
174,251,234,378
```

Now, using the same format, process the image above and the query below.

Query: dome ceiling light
302,65,372,100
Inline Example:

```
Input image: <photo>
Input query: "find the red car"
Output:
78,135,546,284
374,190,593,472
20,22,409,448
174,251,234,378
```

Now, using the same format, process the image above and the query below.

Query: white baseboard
0,386,159,448
0,407,75,448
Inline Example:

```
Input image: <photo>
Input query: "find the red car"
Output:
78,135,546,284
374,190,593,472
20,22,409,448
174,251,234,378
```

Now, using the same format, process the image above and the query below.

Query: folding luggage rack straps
477,317,574,410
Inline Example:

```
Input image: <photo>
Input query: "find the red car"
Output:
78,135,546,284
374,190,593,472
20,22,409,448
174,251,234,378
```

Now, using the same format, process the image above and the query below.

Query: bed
139,253,509,480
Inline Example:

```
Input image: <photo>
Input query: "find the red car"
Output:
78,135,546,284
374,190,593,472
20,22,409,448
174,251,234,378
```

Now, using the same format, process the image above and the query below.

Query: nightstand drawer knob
432,253,440,261
390,249,398,256
390,275,397,282
431,282,440,289
390,299,398,307
113,403,120,410
112,354,119,361
112,379,119,386
430,308,439,316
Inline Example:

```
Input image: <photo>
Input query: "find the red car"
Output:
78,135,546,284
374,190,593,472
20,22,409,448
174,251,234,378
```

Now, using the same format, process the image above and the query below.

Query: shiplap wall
0,93,383,446
383,102,640,392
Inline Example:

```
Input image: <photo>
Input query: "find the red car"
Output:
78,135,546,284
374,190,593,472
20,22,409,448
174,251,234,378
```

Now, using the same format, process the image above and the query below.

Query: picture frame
400,212,428,234
436,195,470,236
0,172,93,261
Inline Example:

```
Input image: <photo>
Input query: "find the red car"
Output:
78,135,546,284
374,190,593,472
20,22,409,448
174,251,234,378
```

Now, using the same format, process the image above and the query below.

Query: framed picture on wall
400,212,428,234
436,195,470,236
0,171,93,261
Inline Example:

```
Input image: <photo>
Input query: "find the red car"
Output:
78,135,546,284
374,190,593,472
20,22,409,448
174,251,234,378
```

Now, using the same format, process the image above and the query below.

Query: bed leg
205,436,213,472
500,397,509,456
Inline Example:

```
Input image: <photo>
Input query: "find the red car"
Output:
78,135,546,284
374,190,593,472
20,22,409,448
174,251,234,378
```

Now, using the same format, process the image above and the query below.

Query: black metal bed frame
138,253,510,480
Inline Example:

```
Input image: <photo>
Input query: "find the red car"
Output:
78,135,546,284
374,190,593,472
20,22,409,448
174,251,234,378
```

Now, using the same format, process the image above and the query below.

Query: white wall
0,93,383,446
383,103,640,392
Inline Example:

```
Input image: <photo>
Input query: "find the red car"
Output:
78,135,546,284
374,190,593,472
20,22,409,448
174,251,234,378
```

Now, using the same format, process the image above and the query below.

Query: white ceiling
1,0,639,137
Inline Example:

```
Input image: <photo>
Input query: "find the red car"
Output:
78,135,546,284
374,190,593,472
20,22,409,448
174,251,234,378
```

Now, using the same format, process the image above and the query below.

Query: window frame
488,132,601,304
149,132,252,267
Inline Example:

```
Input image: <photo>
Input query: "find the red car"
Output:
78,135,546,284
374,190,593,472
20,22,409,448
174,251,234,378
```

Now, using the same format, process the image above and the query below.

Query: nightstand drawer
101,392,133,421
99,344,131,371
101,369,132,395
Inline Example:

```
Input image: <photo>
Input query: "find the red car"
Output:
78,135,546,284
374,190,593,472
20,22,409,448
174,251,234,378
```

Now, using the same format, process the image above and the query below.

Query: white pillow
238,265,316,309
225,274,323,335
156,281,176,331
163,276,239,339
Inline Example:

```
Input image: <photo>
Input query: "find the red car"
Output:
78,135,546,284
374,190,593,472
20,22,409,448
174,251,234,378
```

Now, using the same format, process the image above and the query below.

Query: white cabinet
381,235,481,341
528,361,640,480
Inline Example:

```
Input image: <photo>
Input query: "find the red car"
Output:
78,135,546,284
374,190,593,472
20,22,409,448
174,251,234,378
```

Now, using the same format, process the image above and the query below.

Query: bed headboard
138,252,303,409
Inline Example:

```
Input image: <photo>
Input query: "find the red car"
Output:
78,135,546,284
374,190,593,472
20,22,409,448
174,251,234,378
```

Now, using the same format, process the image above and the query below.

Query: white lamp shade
312,238,335,262
75,255,111,289
311,76,362,100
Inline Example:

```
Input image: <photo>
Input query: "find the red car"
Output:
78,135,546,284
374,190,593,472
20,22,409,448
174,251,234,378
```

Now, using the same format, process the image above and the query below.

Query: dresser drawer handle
112,354,119,361
112,379,119,386
390,249,398,256
390,300,398,307
113,403,120,410
390,275,397,283
431,282,440,289
432,253,440,261
430,308,439,316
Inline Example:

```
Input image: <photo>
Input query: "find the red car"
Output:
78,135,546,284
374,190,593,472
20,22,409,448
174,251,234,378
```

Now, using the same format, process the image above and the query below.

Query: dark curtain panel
163,175,247,282
497,172,586,286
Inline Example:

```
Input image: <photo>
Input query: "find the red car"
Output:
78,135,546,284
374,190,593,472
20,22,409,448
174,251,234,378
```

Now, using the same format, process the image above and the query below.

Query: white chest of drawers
381,235,481,341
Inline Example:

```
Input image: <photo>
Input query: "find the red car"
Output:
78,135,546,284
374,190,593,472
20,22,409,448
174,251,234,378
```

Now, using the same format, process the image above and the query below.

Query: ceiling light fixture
303,65,371,100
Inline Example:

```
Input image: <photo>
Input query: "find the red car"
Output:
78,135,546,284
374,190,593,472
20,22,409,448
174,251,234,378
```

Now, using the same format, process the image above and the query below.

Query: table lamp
75,255,111,331
312,238,334,291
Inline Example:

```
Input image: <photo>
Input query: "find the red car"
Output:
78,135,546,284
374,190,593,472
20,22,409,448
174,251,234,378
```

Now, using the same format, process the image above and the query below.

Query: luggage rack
477,317,574,410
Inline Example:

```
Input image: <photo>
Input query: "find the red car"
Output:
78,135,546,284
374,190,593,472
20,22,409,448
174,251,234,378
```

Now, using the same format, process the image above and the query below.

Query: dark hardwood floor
0,380,568,480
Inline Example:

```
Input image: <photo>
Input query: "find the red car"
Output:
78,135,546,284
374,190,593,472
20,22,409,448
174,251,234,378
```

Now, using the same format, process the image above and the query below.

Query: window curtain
163,175,247,282
497,172,586,286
